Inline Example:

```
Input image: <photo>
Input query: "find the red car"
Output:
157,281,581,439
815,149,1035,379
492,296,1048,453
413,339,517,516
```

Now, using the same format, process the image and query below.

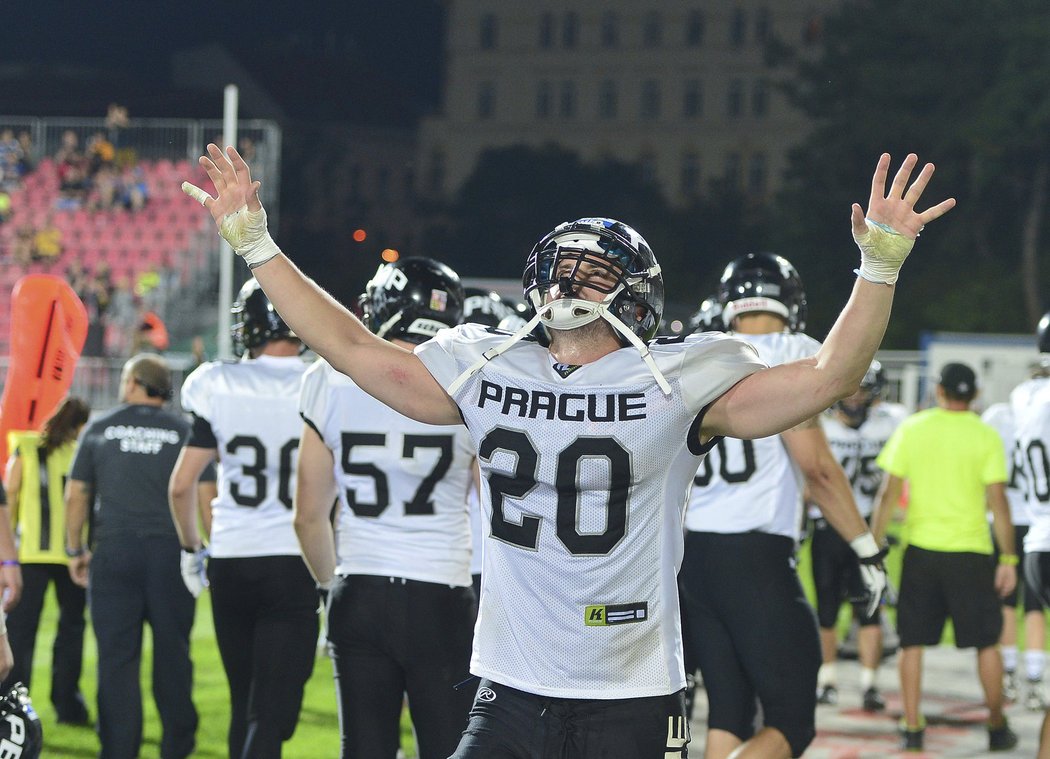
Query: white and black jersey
1018,383,1050,553
685,331,820,539
983,402,1030,527
299,359,475,587
415,324,765,700
822,402,908,518
181,355,308,558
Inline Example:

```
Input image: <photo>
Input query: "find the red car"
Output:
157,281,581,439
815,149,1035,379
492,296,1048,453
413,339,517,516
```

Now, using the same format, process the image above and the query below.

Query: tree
773,0,1050,345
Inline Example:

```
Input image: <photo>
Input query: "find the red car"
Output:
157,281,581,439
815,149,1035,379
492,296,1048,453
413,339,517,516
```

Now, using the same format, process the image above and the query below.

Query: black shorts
993,525,1043,612
897,545,1002,649
1024,551,1050,609
449,679,689,759
810,517,880,628
680,531,820,758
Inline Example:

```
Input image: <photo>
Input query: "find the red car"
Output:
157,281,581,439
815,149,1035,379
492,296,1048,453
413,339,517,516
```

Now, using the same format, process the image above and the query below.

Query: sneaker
900,726,924,752
862,686,885,712
816,684,838,705
1003,669,1019,701
1026,679,1047,711
988,720,1019,752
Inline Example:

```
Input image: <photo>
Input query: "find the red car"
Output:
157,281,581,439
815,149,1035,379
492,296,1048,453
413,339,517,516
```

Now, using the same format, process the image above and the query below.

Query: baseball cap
938,362,976,398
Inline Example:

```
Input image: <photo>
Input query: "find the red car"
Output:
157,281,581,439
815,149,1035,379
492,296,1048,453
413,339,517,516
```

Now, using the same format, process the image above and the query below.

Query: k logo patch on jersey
584,602,648,626
552,362,582,379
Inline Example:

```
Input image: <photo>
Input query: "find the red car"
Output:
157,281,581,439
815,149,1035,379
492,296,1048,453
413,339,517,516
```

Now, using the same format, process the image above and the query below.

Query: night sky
2,1,443,119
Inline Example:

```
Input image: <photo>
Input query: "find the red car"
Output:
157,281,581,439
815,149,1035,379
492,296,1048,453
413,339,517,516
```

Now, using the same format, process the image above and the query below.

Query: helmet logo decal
429,289,448,312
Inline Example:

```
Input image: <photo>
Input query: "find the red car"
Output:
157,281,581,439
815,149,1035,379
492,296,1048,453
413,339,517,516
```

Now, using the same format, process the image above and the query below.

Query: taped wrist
219,204,281,268
853,218,914,285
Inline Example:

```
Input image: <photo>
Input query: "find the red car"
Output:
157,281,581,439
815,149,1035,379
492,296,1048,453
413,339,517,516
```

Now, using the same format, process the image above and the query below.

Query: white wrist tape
850,532,880,559
853,218,914,285
219,204,281,268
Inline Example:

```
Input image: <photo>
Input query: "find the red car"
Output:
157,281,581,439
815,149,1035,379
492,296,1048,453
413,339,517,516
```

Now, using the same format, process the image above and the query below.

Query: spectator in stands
31,213,63,262
0,188,11,225
119,164,148,212
56,130,88,209
16,131,35,174
86,131,115,177
0,130,20,168
105,103,129,149
88,164,120,212
54,130,80,165
105,276,138,357
0,151,21,192
133,309,169,353
11,222,35,267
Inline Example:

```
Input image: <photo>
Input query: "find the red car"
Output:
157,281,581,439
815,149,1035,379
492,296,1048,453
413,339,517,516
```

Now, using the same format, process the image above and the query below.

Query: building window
427,150,445,196
730,8,747,47
478,82,495,120
680,152,700,197
640,152,657,184
643,11,662,47
754,8,771,43
685,10,705,47
752,79,769,117
539,12,555,49
563,11,579,48
683,79,703,118
727,79,743,118
725,152,741,189
537,80,553,119
559,81,577,118
601,11,619,48
599,80,618,119
748,153,767,194
480,13,498,50
641,80,661,120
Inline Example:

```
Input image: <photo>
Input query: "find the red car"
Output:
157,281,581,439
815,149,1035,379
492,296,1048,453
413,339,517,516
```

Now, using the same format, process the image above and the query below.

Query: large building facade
418,1,838,206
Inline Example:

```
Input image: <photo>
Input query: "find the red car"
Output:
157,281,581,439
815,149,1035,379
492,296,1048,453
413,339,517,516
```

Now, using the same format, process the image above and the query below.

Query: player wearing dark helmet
0,684,43,759
169,278,316,759
295,257,476,759
186,144,954,758
682,253,886,757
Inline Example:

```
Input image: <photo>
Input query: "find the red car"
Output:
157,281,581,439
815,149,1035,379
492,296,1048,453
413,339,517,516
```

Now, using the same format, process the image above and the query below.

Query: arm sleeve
298,360,331,436
186,413,218,448
413,327,462,391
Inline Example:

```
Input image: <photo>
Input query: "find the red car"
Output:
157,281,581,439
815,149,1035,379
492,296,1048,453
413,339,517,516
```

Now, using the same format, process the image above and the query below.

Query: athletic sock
860,666,877,691
1002,645,1018,674
818,663,837,688
1025,649,1046,682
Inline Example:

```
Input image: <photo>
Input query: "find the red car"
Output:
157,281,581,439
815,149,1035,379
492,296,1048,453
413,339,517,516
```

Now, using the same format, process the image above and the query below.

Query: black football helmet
718,252,807,332
522,217,664,344
463,288,519,328
231,278,296,358
0,684,42,759
361,257,465,344
1039,311,1050,354
837,359,885,428
688,295,725,333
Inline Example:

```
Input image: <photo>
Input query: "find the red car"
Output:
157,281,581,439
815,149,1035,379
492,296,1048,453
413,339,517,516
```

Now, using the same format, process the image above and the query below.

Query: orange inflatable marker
0,275,89,469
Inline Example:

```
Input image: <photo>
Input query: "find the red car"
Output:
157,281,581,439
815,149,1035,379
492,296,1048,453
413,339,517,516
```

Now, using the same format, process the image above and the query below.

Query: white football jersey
982,402,1030,526
685,331,820,538
1012,376,1050,421
299,359,475,587
415,324,765,699
822,402,909,517
1018,383,1050,552
468,483,484,576
181,355,308,558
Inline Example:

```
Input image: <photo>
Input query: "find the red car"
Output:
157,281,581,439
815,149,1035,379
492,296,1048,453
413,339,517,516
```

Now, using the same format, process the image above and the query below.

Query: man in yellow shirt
872,362,1018,752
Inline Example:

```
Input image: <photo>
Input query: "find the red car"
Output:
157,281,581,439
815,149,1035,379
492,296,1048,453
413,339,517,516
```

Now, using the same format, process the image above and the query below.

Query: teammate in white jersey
813,360,907,711
168,279,317,759
184,144,954,758
682,253,886,758
295,257,477,759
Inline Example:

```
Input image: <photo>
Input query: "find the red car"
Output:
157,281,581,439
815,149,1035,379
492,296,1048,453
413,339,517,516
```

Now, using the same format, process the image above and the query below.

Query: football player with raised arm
295,257,476,759
184,145,954,758
168,280,317,759
682,253,887,759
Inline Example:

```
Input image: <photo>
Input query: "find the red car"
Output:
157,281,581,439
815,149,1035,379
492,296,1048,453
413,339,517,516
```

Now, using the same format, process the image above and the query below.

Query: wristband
999,554,1019,566
0,560,18,567
65,546,86,558
850,532,880,559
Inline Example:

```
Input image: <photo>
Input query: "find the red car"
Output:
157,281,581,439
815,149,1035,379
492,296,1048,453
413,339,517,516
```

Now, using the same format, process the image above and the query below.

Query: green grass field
31,590,417,758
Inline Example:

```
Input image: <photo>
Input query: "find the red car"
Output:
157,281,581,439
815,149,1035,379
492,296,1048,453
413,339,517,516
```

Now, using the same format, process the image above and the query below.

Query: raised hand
182,144,280,267
851,153,956,284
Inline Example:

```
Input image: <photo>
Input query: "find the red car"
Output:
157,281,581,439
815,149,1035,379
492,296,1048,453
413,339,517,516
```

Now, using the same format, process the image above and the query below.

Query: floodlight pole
217,84,239,359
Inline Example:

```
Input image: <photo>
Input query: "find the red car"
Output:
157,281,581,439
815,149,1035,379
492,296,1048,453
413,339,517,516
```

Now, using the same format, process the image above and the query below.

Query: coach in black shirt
66,354,197,759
